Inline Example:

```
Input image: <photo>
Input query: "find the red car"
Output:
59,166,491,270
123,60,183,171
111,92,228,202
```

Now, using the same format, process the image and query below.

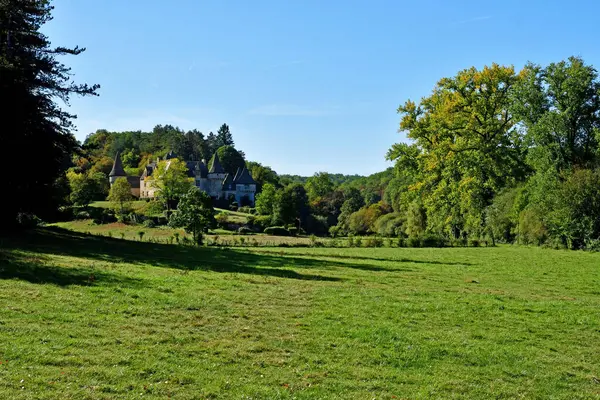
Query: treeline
383,56,600,250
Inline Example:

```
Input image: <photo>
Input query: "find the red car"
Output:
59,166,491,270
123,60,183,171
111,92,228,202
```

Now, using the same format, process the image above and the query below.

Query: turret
109,151,127,185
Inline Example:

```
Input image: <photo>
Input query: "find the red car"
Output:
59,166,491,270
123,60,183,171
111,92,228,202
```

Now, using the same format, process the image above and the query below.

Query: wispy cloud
452,16,492,26
247,104,337,117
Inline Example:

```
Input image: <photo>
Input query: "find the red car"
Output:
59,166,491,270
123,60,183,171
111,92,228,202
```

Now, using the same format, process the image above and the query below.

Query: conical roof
222,173,235,191
209,152,225,173
109,152,127,177
233,167,256,185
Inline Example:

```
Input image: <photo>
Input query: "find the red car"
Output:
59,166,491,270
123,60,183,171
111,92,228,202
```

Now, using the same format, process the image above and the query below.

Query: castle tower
109,151,127,185
207,152,227,197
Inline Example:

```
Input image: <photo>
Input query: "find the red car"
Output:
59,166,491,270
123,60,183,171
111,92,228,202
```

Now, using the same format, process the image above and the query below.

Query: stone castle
109,150,257,206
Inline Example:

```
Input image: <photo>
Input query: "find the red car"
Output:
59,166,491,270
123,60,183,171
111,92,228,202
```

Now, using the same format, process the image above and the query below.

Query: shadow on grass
249,249,471,267
0,252,145,288
0,228,344,283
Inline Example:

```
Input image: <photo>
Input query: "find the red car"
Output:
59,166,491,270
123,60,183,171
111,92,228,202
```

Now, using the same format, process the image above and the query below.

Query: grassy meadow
1,228,600,399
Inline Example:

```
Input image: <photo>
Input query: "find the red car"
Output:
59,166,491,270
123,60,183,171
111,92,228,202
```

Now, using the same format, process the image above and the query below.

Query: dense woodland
3,1,600,249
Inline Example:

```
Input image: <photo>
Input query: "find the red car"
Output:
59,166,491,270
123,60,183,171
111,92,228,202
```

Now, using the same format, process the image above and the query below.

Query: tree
148,158,192,210
212,146,245,176
215,123,234,148
394,63,527,237
1,0,100,227
108,177,133,216
255,183,278,215
246,161,279,189
67,170,107,206
169,187,216,245
512,57,600,172
272,184,309,227
305,172,334,201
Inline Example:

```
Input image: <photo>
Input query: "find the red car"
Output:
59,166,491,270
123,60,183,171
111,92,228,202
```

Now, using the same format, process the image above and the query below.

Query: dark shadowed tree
211,146,246,176
1,0,100,227
215,123,234,148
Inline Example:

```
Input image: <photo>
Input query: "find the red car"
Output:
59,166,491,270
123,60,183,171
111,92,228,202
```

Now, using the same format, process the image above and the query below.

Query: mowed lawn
1,229,600,399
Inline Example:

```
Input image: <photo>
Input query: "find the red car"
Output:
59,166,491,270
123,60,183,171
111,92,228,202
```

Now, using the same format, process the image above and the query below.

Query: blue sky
45,0,600,176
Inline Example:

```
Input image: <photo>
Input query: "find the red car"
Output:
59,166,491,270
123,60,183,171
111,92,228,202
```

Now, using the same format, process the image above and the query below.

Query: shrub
406,236,422,248
250,215,272,232
237,226,253,235
238,206,255,214
143,219,156,228
16,213,44,228
229,202,239,211
138,231,145,241
288,227,299,236
263,226,290,236
468,239,480,247
75,210,91,220
421,234,447,248
215,212,229,228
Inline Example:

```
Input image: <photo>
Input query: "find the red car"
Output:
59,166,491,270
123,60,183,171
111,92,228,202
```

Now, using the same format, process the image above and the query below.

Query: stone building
109,150,257,206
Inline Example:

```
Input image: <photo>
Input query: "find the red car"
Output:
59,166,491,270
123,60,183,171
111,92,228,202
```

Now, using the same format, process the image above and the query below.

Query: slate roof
209,152,225,174
127,176,140,189
222,173,235,191
164,150,178,160
233,167,256,185
109,152,127,177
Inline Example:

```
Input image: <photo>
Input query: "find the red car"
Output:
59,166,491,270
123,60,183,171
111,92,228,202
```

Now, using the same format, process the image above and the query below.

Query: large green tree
272,184,309,228
148,158,192,210
211,146,246,176
1,0,99,227
305,172,335,201
393,63,527,237
512,56,600,172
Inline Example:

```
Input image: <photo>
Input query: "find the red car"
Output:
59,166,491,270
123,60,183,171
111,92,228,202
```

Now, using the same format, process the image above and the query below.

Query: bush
263,226,290,236
421,234,447,248
248,215,271,232
75,210,91,220
364,237,384,247
238,206,255,214
229,202,239,211
288,227,299,236
237,226,253,235
215,212,229,228
143,219,156,228
406,236,422,248
16,213,44,228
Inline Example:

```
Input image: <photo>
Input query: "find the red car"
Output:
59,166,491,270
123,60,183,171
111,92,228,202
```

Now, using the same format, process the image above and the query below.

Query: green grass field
1,228,600,399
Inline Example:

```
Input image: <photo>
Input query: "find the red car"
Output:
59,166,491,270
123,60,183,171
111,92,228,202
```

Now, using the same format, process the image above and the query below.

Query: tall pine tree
1,0,99,227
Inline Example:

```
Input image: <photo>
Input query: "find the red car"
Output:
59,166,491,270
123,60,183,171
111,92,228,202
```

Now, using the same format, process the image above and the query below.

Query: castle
109,150,257,206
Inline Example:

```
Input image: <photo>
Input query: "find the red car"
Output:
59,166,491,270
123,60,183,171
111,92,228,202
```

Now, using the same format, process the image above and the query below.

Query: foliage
107,177,133,217
168,187,216,245
148,158,192,210
305,172,335,201
212,145,245,176
347,202,391,235
373,213,406,237
1,0,99,228
272,184,309,228
67,171,107,206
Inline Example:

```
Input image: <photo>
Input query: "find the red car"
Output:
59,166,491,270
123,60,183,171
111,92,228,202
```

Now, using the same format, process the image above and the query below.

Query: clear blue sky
45,0,600,176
